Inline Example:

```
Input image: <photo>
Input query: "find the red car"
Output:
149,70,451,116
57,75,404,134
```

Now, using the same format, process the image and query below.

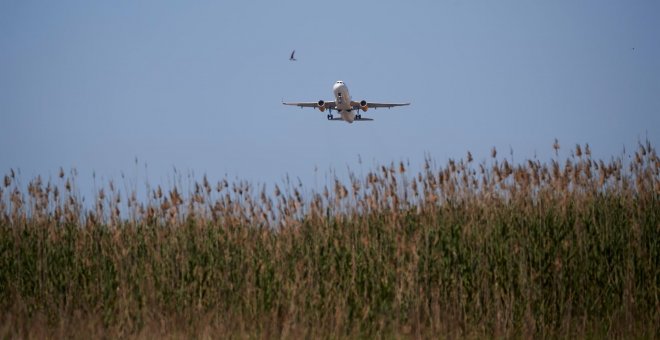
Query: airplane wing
282,101,336,109
351,101,411,109
367,102,410,108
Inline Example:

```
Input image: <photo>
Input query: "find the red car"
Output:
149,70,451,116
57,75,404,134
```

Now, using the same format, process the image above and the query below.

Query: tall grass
1,141,658,338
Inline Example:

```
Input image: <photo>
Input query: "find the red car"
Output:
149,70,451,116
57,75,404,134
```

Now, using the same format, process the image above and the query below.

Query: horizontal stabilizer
328,117,374,122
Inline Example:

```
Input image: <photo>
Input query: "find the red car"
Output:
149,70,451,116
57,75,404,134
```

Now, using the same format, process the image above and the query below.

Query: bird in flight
289,50,296,61
283,80,410,123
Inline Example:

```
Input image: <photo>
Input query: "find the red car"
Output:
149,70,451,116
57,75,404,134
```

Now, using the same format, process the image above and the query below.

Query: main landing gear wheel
356,114,362,120
327,114,333,120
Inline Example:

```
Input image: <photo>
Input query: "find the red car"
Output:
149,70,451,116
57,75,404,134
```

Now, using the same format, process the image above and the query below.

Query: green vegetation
1,141,658,338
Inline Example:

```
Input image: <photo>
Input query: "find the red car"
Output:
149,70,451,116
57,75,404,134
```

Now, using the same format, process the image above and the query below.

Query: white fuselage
333,81,356,123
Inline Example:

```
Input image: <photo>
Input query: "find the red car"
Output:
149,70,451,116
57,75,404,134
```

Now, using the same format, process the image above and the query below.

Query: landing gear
356,114,362,120
327,114,333,120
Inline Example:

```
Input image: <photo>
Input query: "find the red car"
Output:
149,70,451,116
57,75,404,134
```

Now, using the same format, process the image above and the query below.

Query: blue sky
1,1,659,194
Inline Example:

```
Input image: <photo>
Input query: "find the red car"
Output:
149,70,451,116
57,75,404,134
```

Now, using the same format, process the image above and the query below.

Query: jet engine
360,100,369,112
317,100,326,112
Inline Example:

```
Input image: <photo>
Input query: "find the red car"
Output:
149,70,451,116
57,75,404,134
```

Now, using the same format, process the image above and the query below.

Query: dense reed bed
1,141,659,338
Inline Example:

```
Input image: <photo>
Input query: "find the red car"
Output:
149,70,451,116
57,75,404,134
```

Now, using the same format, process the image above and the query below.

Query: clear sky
2,1,659,194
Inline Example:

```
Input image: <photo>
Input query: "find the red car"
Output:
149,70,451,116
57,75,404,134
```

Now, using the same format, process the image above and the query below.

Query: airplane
289,50,296,61
283,80,410,123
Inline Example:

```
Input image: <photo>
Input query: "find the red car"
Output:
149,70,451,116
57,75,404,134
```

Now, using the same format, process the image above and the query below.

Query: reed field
1,141,658,338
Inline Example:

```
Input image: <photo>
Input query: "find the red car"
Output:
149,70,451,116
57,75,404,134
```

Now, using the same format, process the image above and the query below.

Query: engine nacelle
317,100,326,112
360,100,369,112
